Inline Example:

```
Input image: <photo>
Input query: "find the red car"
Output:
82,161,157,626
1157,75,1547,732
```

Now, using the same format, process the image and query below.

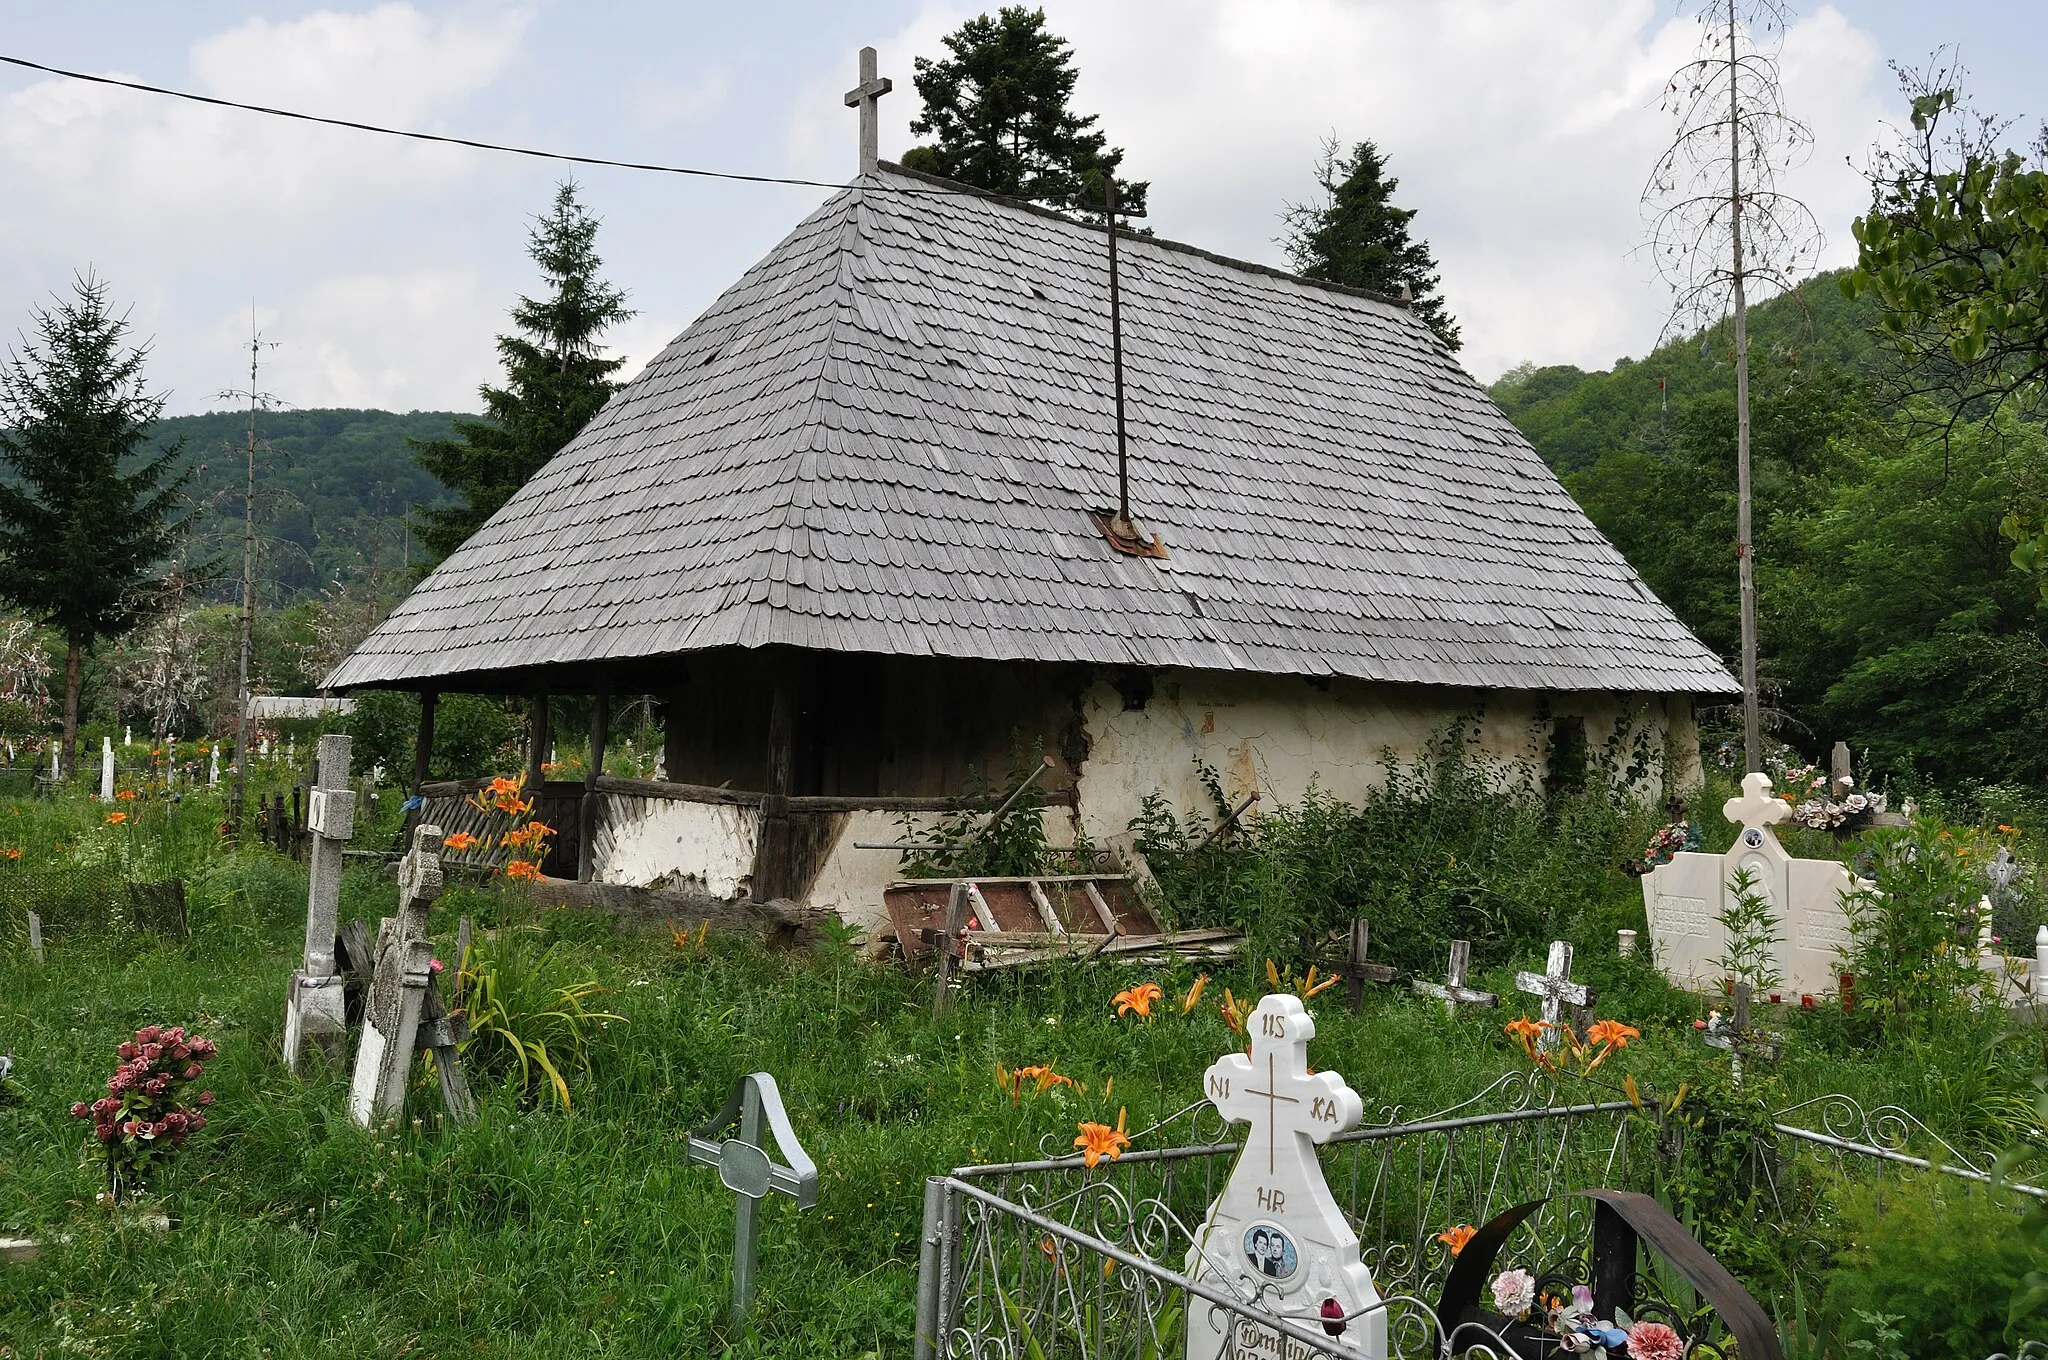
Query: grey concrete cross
1515,940,1592,1053
1412,939,1499,1017
844,46,892,175
283,734,355,1071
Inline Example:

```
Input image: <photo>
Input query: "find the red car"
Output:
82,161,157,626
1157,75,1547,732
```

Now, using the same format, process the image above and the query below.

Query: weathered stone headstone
347,824,445,1126
283,734,356,1071
1187,994,1386,1358
1642,772,1860,999
684,1072,818,1324
1515,941,1591,1052
1411,939,1498,1016
25,911,43,964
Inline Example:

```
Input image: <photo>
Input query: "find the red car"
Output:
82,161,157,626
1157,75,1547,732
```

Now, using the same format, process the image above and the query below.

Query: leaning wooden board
884,875,1242,971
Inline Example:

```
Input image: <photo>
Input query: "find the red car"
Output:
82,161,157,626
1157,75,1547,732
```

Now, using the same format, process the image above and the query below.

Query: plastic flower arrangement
70,1024,217,1202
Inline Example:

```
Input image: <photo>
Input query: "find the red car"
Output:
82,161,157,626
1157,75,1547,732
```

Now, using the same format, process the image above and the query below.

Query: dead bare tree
1643,0,1823,774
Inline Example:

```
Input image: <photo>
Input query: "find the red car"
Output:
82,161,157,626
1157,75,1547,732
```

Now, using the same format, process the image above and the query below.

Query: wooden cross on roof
844,46,892,175
1515,940,1592,1053
1413,939,1499,1016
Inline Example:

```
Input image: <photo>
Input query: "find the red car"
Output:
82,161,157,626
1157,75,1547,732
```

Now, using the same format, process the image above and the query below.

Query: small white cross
1722,771,1791,833
1203,995,1361,1177
1514,941,1592,1052
843,46,893,176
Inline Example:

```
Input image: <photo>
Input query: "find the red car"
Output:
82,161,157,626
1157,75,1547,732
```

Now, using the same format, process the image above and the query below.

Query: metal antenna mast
225,310,278,834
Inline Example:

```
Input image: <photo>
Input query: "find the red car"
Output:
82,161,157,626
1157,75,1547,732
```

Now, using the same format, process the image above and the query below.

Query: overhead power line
0,52,911,194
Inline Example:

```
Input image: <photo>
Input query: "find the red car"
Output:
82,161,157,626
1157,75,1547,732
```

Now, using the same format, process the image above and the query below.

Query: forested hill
147,408,463,602
1487,269,2048,793
1490,270,1880,475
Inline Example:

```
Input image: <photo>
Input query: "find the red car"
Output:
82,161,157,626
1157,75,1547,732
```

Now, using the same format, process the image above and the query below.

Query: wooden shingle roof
327,164,1736,695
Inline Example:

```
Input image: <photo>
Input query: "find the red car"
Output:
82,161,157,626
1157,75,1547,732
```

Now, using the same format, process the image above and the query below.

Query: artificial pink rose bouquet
70,1024,217,1202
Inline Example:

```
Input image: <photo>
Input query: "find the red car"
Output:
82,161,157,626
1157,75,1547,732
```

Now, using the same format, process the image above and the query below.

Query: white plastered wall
1069,672,1688,848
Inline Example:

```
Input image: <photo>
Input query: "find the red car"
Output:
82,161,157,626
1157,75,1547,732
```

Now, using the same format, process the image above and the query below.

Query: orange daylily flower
1437,1224,1477,1256
999,1063,1079,1103
1503,1015,1548,1062
670,920,709,952
1217,987,1251,1035
443,831,478,852
3,847,19,860
1296,964,1338,1000
1074,1108,1130,1168
1181,974,1210,1014
1113,982,1164,1020
105,811,128,825
115,788,137,801
504,859,543,882
1585,1020,1640,1050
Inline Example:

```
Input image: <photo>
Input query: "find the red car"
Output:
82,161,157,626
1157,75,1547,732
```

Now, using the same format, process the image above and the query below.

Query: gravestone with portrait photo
1185,993,1387,1359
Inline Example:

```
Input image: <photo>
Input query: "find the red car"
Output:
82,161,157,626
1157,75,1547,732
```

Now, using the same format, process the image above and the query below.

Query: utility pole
1726,0,1761,775
226,311,277,835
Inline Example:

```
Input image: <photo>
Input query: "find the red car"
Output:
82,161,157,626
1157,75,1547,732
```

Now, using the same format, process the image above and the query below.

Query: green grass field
0,781,2041,1357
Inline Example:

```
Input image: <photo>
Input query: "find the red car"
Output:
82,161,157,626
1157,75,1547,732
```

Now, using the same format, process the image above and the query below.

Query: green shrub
1824,1172,2042,1356
1132,720,1663,972
343,691,522,784
1842,819,1993,1033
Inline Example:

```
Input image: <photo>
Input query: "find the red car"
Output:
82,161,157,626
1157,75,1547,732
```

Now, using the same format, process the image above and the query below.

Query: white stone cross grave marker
283,735,355,1071
843,46,893,176
1411,939,1499,1017
347,823,445,1126
99,737,113,802
1187,994,1386,1359
1514,941,1592,1052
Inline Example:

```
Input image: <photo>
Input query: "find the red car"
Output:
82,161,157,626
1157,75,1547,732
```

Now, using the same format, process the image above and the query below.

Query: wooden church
326,53,1735,923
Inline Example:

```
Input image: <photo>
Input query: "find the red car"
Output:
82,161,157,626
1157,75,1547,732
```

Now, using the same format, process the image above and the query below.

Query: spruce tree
902,7,1146,213
0,272,190,777
1281,138,1461,351
415,181,633,561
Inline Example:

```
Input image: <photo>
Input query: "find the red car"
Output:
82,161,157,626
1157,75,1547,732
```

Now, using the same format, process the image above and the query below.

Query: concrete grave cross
1515,941,1592,1053
283,734,356,1071
346,823,446,1126
1724,771,1791,841
1187,994,1386,1358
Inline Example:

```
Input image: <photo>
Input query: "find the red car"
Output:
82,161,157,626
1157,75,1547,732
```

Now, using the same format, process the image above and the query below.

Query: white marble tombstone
1186,994,1386,1360
347,824,446,1126
99,737,114,801
1643,772,1859,999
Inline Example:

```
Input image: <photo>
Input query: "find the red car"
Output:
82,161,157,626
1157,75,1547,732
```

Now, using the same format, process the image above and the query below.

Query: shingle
325,163,1736,697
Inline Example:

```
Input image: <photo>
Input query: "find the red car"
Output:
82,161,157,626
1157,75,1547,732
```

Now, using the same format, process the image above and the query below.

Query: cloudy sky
1,2,2040,415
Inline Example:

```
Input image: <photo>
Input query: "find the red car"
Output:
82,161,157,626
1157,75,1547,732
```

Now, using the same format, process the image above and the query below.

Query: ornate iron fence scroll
915,1073,1639,1360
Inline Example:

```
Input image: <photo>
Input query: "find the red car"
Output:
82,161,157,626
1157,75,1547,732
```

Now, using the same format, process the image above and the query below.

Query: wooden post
751,663,797,903
526,687,551,793
412,689,438,794
26,910,43,964
578,685,610,882
1342,917,1396,1014
933,880,967,1017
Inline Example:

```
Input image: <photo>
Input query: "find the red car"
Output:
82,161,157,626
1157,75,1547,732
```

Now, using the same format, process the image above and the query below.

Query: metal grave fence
914,1079,2045,1360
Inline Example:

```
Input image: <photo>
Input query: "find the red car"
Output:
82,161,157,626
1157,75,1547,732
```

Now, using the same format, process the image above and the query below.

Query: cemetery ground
1,763,2045,1357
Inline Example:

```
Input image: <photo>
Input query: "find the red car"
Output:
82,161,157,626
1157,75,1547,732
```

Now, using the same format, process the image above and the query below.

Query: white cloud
0,4,535,412
787,0,1889,381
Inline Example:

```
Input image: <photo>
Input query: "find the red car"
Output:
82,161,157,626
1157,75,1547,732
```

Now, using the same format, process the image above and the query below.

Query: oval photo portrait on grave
1241,1223,1299,1281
